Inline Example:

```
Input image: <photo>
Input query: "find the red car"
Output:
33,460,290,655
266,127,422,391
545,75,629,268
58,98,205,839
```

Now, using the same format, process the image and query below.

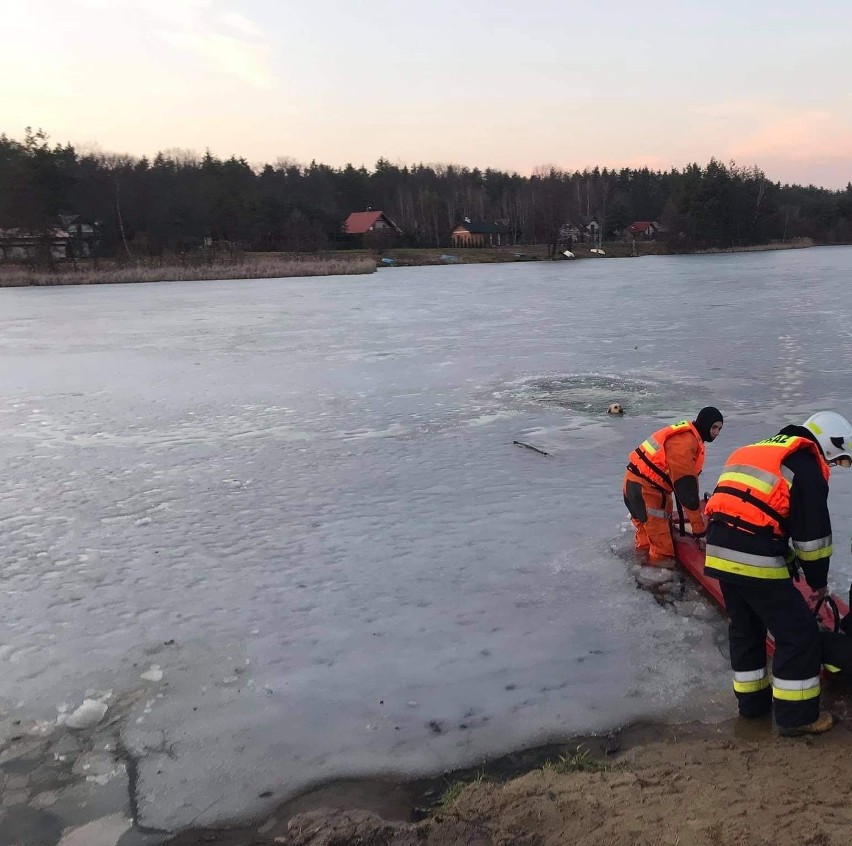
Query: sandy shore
163,692,852,846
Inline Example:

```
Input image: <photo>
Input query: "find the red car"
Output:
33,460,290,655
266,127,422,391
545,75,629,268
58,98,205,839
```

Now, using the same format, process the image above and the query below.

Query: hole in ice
510,374,690,415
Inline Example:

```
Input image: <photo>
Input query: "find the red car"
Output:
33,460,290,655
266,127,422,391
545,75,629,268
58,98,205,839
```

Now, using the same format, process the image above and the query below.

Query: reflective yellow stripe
824,664,842,674
793,535,832,551
773,675,820,701
639,423,692,458
793,535,832,552
734,676,770,693
705,555,790,580
734,677,770,693
705,545,787,569
773,686,820,701
724,463,780,488
734,668,767,682
733,668,770,693
717,471,775,495
796,545,833,562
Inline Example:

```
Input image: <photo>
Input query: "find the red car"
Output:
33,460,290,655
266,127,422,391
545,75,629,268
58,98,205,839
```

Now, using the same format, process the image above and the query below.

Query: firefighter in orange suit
705,411,852,737
623,407,724,566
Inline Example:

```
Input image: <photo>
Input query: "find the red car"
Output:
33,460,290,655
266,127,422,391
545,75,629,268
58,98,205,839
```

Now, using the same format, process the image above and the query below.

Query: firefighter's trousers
719,579,821,729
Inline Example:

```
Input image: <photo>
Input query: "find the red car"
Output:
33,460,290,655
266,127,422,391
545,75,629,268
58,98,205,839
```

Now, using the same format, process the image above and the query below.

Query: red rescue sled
672,524,850,657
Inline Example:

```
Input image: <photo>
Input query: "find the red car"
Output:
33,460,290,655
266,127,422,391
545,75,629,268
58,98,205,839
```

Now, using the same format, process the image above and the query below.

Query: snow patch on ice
140,665,163,682
64,699,108,730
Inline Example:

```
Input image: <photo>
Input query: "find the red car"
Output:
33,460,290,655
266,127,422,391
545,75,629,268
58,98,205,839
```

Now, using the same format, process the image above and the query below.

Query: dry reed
0,254,376,288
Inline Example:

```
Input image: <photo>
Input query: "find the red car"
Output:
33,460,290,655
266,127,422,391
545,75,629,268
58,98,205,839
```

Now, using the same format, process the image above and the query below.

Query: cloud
729,110,852,163
135,0,212,29
683,99,852,185
688,100,852,162
689,100,770,121
72,0,209,21
153,2,275,89
218,11,263,38
158,29,276,89
69,0,276,89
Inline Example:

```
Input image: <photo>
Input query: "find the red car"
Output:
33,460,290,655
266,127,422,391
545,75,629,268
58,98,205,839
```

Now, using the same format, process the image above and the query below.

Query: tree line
1,128,850,258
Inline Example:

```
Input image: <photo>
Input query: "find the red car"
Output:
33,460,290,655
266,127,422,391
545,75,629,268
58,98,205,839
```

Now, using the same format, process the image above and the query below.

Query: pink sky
2,1,850,188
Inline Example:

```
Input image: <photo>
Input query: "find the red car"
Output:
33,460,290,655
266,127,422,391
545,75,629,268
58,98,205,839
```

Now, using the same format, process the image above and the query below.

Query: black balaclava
693,406,724,442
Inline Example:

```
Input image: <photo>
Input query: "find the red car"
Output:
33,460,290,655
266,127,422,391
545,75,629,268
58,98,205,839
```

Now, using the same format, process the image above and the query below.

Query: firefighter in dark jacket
704,411,852,736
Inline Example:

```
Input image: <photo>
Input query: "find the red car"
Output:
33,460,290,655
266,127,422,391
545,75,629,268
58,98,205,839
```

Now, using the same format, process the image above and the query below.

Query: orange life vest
706,434,828,537
704,434,830,581
627,420,704,492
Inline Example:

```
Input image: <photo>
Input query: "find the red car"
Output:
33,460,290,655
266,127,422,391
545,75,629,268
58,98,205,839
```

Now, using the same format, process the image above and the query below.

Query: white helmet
803,411,852,462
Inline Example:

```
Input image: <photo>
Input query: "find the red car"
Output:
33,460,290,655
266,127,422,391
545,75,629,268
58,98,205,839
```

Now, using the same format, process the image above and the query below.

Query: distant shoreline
0,238,835,288
690,239,816,255
371,238,821,267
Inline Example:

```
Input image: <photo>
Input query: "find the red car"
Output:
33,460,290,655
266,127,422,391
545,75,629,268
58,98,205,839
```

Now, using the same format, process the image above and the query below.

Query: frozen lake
3,246,852,831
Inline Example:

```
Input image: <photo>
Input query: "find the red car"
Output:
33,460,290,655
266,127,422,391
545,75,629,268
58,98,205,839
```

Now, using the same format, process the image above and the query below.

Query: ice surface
56,814,131,846
2,248,852,829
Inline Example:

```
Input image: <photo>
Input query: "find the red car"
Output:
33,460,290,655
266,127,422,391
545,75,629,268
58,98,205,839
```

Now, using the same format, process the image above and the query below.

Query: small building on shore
0,228,71,261
60,215,101,257
557,222,583,247
341,210,403,248
625,221,660,240
581,217,602,243
450,219,512,247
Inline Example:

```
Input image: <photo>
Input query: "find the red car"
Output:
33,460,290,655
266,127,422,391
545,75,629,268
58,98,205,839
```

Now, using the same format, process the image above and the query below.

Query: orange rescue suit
623,421,706,562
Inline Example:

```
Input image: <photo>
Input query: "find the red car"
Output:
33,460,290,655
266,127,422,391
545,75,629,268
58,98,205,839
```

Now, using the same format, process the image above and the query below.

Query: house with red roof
341,210,403,247
625,221,659,239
